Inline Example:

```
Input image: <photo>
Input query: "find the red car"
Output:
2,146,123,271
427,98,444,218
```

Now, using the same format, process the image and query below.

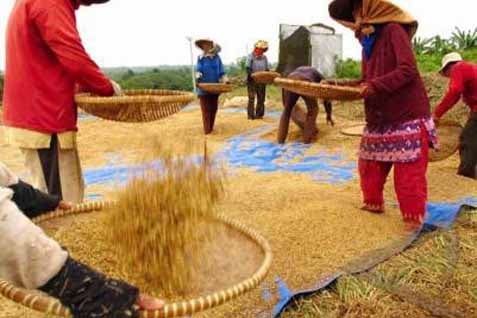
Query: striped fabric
359,117,438,163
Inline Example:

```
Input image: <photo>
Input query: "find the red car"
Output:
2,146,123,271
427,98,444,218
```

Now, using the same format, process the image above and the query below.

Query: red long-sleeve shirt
434,61,477,119
2,0,114,134
362,23,430,127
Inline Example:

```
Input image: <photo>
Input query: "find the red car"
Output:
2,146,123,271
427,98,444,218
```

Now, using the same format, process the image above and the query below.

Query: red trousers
358,128,429,223
199,95,219,135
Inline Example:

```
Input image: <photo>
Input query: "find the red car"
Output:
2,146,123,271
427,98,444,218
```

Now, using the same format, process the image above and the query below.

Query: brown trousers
278,90,318,144
199,95,219,134
247,82,266,119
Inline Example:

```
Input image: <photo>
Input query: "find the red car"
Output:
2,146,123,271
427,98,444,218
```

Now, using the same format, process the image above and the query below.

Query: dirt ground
0,96,476,317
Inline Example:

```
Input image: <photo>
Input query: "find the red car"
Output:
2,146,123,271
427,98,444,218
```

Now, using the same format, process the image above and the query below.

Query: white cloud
0,0,475,69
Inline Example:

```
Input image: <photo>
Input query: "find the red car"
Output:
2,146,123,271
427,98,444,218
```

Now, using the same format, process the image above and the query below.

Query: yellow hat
255,40,269,51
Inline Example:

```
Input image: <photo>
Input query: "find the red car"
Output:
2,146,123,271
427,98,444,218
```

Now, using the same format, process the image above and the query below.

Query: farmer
246,40,270,120
433,52,477,179
195,39,228,135
2,0,123,204
278,66,334,144
0,162,163,317
328,0,437,230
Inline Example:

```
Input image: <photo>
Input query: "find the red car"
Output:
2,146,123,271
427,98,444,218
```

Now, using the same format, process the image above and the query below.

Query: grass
282,211,477,317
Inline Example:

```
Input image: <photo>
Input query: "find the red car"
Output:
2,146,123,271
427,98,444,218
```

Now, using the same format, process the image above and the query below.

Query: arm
368,24,419,94
0,188,68,290
9,180,61,219
246,55,253,81
434,68,464,119
218,56,226,79
33,5,113,96
195,57,203,82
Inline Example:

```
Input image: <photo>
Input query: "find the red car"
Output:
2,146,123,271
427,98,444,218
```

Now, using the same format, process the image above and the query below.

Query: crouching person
0,162,163,317
278,66,334,144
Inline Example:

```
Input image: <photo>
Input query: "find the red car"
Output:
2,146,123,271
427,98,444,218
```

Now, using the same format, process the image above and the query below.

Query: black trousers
247,82,266,119
458,112,477,179
37,134,63,199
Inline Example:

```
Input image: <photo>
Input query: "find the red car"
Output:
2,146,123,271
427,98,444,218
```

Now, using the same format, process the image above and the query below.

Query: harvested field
0,88,476,317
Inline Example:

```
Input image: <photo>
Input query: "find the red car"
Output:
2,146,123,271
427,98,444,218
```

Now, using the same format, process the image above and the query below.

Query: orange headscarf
329,0,418,37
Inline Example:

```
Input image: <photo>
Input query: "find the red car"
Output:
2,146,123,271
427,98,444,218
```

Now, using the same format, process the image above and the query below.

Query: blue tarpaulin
80,126,476,317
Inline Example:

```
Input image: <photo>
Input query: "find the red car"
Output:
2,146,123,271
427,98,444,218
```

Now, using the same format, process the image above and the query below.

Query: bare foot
361,204,385,214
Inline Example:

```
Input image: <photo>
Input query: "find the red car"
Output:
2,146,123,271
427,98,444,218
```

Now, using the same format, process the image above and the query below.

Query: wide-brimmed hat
439,52,463,74
195,39,214,50
81,0,111,4
254,40,269,51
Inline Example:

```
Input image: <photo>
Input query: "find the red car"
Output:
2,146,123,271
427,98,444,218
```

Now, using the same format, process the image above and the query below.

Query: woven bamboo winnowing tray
75,89,195,123
0,201,272,318
197,83,235,94
340,124,366,137
274,78,363,101
429,122,463,162
251,71,281,84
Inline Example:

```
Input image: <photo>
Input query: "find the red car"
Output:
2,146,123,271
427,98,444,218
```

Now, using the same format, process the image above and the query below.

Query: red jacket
2,0,114,134
362,23,430,127
434,61,477,119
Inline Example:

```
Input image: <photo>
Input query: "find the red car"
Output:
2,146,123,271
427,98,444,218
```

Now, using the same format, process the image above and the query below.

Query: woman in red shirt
3,0,121,204
433,52,477,179
329,0,437,230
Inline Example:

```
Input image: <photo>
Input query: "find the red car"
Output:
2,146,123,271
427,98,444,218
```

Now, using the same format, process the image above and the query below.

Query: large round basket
197,83,235,95
0,202,272,318
274,78,363,101
251,71,281,85
75,89,195,123
429,122,462,162
340,124,366,137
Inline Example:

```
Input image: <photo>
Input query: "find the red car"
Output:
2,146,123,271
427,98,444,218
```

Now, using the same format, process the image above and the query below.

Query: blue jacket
196,54,225,96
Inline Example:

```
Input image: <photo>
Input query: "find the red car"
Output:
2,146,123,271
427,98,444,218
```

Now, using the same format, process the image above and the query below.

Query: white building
277,23,343,78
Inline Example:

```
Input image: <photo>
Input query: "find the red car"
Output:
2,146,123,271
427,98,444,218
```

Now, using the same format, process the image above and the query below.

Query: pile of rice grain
104,145,224,296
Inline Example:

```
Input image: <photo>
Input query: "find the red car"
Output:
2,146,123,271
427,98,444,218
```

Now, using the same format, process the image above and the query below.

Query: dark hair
328,0,361,22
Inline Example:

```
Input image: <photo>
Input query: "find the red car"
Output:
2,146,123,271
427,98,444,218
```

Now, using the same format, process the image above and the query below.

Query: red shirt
362,23,430,127
2,0,114,134
434,61,477,119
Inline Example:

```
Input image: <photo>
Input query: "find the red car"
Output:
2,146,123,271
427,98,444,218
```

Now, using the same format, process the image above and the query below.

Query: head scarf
329,0,418,38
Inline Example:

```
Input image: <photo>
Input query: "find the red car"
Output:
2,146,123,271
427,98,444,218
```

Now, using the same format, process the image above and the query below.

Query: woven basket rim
429,121,463,162
75,89,196,105
275,78,362,94
0,201,272,318
251,71,281,77
340,123,366,137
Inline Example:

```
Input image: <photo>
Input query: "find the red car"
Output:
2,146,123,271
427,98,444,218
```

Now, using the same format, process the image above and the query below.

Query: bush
335,58,362,79
118,67,194,91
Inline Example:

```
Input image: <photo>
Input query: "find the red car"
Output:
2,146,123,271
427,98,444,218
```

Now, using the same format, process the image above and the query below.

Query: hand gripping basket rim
75,89,196,123
251,71,281,84
274,78,363,101
197,83,235,94
0,201,272,318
